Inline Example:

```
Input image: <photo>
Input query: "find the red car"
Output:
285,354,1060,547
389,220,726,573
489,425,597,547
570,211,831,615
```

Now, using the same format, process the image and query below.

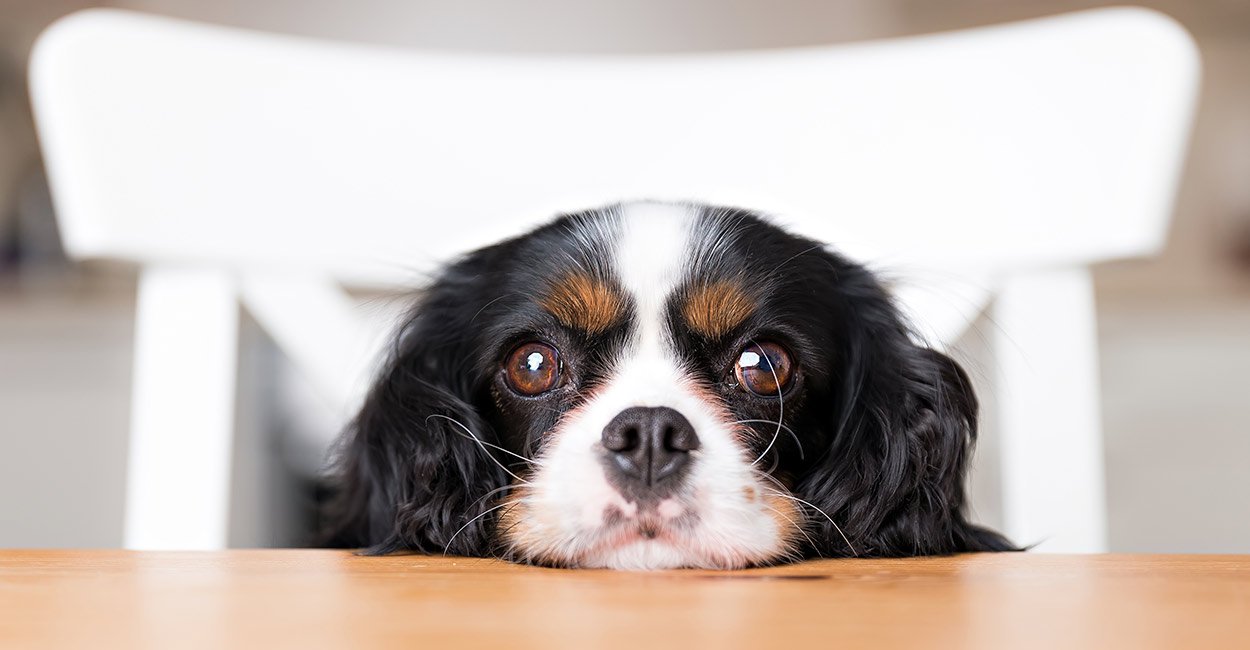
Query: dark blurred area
1,0,1247,551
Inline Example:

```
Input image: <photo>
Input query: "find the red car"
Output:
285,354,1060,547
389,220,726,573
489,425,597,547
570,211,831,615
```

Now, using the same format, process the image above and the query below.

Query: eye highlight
503,342,563,396
733,342,793,397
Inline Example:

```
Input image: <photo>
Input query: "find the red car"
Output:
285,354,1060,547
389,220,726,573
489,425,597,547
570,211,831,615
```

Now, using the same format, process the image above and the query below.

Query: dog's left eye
733,342,794,397
503,342,563,396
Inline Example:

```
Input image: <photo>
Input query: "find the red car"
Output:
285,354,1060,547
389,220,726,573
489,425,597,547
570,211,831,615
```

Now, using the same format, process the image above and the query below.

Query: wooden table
1,551,1247,649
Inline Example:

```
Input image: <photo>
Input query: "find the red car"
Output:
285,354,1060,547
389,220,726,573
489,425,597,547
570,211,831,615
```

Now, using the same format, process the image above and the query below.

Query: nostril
602,425,637,452
665,423,700,453
662,426,678,451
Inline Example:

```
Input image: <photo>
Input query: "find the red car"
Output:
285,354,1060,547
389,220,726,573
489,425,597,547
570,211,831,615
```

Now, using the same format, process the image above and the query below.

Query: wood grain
1,551,1247,649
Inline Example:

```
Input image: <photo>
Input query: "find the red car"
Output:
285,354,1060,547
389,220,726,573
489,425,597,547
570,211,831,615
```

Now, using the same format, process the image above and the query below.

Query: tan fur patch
494,484,533,557
683,280,755,337
495,481,565,566
541,273,626,334
762,491,806,550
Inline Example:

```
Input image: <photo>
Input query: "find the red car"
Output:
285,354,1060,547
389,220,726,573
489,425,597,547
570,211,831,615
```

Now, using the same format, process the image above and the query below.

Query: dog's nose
601,407,700,491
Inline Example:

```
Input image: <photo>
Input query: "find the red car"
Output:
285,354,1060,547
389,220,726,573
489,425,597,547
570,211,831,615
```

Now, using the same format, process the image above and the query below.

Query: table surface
1,550,1247,649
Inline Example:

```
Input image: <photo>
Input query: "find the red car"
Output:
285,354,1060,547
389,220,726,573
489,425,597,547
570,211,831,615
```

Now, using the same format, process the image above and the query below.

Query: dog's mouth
572,508,708,569
598,498,699,543
495,461,806,569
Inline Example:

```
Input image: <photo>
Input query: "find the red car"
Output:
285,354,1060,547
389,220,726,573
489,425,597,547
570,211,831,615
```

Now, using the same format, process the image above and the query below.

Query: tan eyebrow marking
541,272,627,334
682,280,755,338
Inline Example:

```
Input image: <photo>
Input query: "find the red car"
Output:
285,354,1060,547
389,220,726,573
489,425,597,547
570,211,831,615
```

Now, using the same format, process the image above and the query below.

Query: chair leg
124,267,238,550
993,267,1108,552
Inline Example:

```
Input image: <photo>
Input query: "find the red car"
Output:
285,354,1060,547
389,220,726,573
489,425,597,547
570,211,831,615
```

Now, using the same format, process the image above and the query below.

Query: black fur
322,204,1015,561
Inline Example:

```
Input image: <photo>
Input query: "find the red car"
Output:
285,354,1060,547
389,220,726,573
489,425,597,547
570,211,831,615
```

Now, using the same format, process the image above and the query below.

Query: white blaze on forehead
614,202,697,359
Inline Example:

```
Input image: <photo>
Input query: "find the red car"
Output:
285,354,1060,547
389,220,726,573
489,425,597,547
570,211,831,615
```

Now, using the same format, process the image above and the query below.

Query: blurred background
1,0,1247,551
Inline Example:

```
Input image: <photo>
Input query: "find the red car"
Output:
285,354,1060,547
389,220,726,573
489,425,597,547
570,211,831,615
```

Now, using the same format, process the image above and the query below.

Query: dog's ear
322,252,511,556
795,262,1016,557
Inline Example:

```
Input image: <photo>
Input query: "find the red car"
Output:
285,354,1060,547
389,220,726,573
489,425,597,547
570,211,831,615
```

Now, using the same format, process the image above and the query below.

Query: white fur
511,202,794,569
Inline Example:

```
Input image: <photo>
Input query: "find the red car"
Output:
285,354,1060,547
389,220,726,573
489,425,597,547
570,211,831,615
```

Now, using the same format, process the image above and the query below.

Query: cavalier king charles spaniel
323,201,1014,569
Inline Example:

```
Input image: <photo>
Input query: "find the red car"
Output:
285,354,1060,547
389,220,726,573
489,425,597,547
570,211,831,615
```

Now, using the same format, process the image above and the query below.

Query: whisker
734,419,804,460
755,470,790,496
467,483,521,511
427,414,540,466
470,293,517,325
750,418,781,467
767,244,823,277
494,511,529,541
426,414,539,483
762,488,858,557
443,501,514,556
489,508,537,564
751,340,785,467
762,503,824,559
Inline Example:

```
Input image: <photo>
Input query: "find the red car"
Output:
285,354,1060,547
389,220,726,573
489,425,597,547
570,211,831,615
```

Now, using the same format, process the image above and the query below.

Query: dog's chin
574,500,721,570
500,488,799,570
537,527,775,571
580,539,719,571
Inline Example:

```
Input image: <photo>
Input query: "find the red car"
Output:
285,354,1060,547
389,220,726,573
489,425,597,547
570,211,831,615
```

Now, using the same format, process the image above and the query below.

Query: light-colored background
1,0,1247,551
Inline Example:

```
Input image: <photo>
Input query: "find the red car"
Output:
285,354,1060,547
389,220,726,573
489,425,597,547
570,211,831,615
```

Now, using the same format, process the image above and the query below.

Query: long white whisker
762,504,823,559
763,488,858,556
734,419,804,460
442,501,513,556
427,414,542,467
426,414,538,483
467,483,520,511
751,341,784,466
756,470,789,496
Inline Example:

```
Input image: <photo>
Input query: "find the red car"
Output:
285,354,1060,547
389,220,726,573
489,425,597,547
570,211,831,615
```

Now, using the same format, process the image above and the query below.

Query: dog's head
325,202,1012,568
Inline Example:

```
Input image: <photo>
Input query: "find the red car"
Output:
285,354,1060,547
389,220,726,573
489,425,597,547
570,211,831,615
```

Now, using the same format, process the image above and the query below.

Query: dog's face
326,202,1012,568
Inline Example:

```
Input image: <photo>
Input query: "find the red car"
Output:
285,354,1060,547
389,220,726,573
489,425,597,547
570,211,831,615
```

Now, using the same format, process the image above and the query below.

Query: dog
323,201,1014,569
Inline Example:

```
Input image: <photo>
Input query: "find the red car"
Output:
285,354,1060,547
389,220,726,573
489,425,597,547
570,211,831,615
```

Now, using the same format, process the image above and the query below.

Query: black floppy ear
795,264,1016,557
321,253,510,556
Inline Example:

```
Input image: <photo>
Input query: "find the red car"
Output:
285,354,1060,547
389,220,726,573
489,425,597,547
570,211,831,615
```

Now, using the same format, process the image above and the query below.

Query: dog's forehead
532,201,771,338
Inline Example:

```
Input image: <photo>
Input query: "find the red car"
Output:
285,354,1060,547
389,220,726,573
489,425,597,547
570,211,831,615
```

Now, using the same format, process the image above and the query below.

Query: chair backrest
33,7,1197,287
29,7,1199,552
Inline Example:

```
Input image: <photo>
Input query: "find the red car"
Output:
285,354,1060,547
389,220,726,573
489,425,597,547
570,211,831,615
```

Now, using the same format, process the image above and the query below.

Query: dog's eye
733,342,793,397
503,342,562,396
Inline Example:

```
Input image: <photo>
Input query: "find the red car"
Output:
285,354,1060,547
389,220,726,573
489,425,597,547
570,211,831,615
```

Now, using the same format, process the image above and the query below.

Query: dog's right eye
503,342,563,396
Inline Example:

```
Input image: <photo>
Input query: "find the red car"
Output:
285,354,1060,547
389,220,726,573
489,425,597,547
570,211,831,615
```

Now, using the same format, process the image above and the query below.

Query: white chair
30,7,1199,552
